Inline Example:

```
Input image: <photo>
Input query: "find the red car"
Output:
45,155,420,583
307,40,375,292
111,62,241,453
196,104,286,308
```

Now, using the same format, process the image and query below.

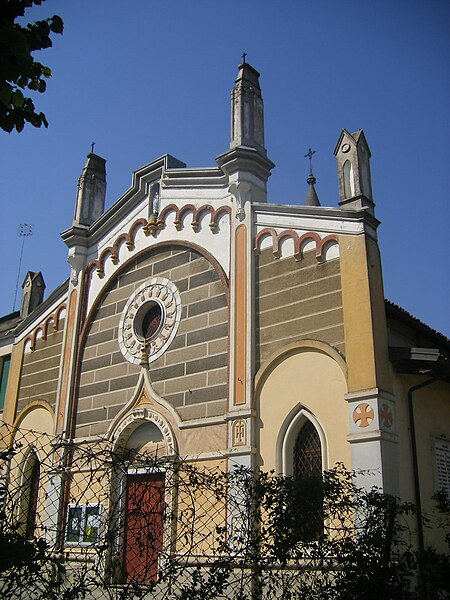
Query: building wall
16,319,65,416
76,245,229,439
256,343,349,473
255,247,344,368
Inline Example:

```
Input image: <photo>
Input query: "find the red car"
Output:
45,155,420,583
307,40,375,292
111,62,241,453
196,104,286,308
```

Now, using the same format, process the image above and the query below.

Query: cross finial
242,52,247,64
91,142,95,154
304,147,316,176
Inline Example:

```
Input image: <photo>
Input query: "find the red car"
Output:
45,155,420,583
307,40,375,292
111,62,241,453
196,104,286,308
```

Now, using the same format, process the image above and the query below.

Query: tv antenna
13,223,33,311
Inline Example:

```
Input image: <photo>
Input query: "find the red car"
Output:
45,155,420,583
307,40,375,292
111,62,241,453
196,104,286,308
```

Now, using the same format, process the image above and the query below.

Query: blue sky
1,0,449,335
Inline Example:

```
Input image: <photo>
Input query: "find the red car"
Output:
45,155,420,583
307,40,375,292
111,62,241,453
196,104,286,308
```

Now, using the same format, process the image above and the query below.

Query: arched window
293,420,322,479
278,413,324,541
279,409,326,477
19,450,40,538
292,420,323,541
343,160,355,198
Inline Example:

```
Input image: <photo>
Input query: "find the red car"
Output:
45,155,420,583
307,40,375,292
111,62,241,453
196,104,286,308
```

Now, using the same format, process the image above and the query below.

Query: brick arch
111,406,177,457
81,240,229,332
254,228,338,262
23,302,66,352
86,206,231,281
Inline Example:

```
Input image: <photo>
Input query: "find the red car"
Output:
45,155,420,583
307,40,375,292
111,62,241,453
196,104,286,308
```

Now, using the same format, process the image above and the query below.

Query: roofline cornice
253,202,380,229
61,154,188,248
162,166,228,189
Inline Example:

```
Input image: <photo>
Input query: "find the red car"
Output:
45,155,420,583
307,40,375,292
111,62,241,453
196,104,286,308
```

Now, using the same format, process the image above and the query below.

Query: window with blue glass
0,355,11,411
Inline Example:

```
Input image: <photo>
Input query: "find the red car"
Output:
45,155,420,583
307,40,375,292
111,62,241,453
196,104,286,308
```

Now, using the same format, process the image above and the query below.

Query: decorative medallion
379,403,393,428
232,419,246,447
118,277,182,365
341,143,351,153
353,403,374,428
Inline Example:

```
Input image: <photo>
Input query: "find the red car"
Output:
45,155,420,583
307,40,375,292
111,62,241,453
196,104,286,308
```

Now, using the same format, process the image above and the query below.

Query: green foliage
223,464,449,599
0,512,68,599
0,0,63,133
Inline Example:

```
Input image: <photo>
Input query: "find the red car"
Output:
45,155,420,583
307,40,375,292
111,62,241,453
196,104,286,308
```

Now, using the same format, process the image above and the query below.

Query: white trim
65,503,102,546
111,406,177,457
118,277,182,366
178,414,226,429
0,344,12,356
276,407,327,476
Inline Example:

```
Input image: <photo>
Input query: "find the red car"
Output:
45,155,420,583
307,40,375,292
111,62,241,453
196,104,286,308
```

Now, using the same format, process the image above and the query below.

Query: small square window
66,504,101,545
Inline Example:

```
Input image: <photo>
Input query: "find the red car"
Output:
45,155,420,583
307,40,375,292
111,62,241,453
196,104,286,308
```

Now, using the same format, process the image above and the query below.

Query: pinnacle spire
303,148,320,206
230,61,266,156
73,151,107,227
305,174,320,206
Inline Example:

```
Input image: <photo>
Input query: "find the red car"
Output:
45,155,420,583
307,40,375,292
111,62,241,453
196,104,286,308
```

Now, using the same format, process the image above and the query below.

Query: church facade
0,62,449,585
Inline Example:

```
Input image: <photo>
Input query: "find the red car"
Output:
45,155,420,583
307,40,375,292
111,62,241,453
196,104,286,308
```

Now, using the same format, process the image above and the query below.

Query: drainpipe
407,376,435,600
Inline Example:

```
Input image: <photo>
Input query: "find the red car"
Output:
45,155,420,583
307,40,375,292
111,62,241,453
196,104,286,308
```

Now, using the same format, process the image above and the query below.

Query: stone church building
0,62,449,585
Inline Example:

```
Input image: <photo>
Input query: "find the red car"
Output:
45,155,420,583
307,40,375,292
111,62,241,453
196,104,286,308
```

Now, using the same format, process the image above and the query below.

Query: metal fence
0,421,448,599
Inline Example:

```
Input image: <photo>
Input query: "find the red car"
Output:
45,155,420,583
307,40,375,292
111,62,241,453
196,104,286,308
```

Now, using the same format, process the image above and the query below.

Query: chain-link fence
0,421,448,599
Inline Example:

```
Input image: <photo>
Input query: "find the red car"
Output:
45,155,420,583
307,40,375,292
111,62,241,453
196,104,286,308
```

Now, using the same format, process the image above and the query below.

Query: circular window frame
133,300,165,342
118,277,182,365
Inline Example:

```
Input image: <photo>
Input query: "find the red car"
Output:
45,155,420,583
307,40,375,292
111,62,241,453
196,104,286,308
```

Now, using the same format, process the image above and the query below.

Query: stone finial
73,152,107,226
20,271,45,319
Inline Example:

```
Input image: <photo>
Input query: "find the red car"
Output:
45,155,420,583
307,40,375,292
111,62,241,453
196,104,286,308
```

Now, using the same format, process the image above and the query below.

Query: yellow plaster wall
366,238,392,391
338,234,376,392
257,347,349,472
15,403,54,433
2,339,25,432
339,234,392,394
175,459,227,555
68,469,109,505
57,288,77,433
180,423,227,456
8,407,54,535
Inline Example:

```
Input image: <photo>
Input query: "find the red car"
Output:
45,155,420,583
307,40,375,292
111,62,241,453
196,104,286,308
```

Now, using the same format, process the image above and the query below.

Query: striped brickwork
256,248,345,368
76,246,229,438
17,320,65,415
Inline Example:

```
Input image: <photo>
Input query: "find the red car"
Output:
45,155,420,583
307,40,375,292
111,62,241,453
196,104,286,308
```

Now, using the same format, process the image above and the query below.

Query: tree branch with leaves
0,0,63,133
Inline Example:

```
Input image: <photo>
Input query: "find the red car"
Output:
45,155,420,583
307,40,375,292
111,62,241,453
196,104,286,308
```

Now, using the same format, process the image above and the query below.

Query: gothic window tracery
291,418,323,541
293,419,322,478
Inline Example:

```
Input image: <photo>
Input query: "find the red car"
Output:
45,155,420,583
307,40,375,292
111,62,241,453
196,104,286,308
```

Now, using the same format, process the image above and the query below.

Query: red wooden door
123,472,165,584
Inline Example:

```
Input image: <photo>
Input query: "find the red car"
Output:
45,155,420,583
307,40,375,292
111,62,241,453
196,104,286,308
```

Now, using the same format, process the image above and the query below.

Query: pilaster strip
234,225,247,406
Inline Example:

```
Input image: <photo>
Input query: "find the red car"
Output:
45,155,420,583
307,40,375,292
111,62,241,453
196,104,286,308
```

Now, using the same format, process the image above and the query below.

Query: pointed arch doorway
122,421,166,584
111,408,177,585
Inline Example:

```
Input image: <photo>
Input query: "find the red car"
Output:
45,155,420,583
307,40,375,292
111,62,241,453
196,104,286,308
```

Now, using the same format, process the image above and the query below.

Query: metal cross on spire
242,52,247,64
91,142,95,154
304,148,316,176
